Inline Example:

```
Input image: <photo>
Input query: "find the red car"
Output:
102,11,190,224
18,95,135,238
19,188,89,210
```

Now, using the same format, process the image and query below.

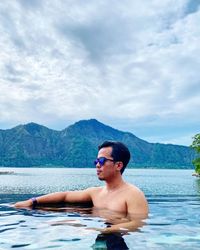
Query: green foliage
191,134,200,174
191,134,200,153
192,158,200,174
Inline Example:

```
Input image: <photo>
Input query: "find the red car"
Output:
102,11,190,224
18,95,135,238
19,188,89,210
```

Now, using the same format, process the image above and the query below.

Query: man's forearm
35,192,67,204
14,192,67,208
100,219,144,234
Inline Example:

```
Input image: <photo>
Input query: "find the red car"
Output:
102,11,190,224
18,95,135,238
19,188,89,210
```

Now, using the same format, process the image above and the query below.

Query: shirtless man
14,141,148,233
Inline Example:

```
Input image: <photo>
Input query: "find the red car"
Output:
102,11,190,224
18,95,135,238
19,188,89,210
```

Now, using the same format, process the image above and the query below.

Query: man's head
97,141,131,174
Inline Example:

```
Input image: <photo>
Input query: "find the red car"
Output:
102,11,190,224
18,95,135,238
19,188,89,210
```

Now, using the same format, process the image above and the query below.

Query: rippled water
0,168,200,249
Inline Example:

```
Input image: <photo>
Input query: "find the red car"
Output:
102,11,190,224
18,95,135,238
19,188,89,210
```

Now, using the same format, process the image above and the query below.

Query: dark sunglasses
94,157,115,166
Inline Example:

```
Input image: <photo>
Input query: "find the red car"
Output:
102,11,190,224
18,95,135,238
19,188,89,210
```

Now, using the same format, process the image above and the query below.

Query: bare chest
92,190,127,213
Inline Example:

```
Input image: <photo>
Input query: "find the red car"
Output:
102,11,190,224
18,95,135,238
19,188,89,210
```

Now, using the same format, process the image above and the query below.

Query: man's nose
96,162,101,168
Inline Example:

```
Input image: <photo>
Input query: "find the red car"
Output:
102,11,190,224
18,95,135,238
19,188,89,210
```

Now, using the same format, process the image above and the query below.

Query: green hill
0,119,195,168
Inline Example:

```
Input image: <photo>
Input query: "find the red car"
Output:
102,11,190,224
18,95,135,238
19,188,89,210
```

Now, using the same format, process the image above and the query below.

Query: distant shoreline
0,166,194,170
0,170,14,174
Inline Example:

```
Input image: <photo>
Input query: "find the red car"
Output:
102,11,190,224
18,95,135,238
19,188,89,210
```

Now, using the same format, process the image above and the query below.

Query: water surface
0,168,200,249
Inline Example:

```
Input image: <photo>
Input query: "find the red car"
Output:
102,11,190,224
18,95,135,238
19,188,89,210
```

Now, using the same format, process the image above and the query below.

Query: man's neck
105,175,126,192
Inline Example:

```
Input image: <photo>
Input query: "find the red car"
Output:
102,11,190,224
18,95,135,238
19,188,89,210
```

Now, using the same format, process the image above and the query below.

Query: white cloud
0,0,199,145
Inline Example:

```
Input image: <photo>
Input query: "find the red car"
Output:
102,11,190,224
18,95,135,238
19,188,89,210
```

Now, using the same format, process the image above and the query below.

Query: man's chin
98,176,105,181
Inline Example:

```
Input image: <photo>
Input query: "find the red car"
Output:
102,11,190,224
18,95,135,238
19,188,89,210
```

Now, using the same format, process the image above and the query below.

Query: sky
0,0,200,146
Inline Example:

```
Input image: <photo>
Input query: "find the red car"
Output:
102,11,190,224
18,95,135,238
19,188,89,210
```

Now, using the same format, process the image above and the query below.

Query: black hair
98,141,131,174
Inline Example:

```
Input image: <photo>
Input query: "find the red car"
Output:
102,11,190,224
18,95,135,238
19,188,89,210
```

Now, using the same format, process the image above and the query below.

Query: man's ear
116,162,123,172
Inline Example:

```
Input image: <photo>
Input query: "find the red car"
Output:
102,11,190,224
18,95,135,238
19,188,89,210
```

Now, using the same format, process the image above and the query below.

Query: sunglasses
94,157,115,166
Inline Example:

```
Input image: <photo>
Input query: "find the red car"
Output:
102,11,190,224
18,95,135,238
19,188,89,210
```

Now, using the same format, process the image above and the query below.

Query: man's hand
14,199,33,208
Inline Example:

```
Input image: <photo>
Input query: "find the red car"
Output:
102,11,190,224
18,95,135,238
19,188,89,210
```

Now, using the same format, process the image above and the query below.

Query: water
0,168,200,249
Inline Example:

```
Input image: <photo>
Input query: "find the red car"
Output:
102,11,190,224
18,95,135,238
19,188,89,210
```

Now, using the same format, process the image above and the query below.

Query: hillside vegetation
0,119,195,168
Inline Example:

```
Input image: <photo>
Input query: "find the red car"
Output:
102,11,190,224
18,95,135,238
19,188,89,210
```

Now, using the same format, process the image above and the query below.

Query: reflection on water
0,203,131,249
38,205,130,249
93,233,129,250
0,168,200,249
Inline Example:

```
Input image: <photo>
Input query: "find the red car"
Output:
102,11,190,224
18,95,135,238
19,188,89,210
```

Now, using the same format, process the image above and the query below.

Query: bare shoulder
125,183,146,197
86,186,103,195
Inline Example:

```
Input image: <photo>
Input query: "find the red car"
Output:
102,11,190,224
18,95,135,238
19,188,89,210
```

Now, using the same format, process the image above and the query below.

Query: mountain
0,119,196,168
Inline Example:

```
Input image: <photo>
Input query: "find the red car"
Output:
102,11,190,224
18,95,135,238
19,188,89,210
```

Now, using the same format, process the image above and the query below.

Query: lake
0,168,200,249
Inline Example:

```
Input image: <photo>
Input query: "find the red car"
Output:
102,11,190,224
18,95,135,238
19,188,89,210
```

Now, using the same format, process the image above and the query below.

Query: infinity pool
0,168,200,249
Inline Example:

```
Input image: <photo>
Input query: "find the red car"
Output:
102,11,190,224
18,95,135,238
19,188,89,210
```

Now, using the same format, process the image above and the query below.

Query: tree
191,134,200,175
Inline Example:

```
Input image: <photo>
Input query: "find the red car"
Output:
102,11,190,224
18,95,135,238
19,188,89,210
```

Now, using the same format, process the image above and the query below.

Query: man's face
95,147,117,181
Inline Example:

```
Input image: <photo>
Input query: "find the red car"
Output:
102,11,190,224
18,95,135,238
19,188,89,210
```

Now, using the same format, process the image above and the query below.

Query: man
15,141,148,233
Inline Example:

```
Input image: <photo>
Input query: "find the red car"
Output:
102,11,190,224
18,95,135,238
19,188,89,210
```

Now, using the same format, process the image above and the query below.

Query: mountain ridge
0,119,195,168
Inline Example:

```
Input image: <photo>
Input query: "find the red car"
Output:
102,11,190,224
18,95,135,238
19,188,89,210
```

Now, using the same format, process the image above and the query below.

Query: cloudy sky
0,0,200,146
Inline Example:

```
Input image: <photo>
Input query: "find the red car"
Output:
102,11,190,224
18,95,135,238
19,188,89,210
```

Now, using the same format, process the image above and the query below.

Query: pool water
0,168,200,249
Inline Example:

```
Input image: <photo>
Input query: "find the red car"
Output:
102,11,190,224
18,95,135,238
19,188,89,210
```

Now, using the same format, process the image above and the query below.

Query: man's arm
126,188,149,216
89,214,146,234
99,218,145,234
14,188,93,208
